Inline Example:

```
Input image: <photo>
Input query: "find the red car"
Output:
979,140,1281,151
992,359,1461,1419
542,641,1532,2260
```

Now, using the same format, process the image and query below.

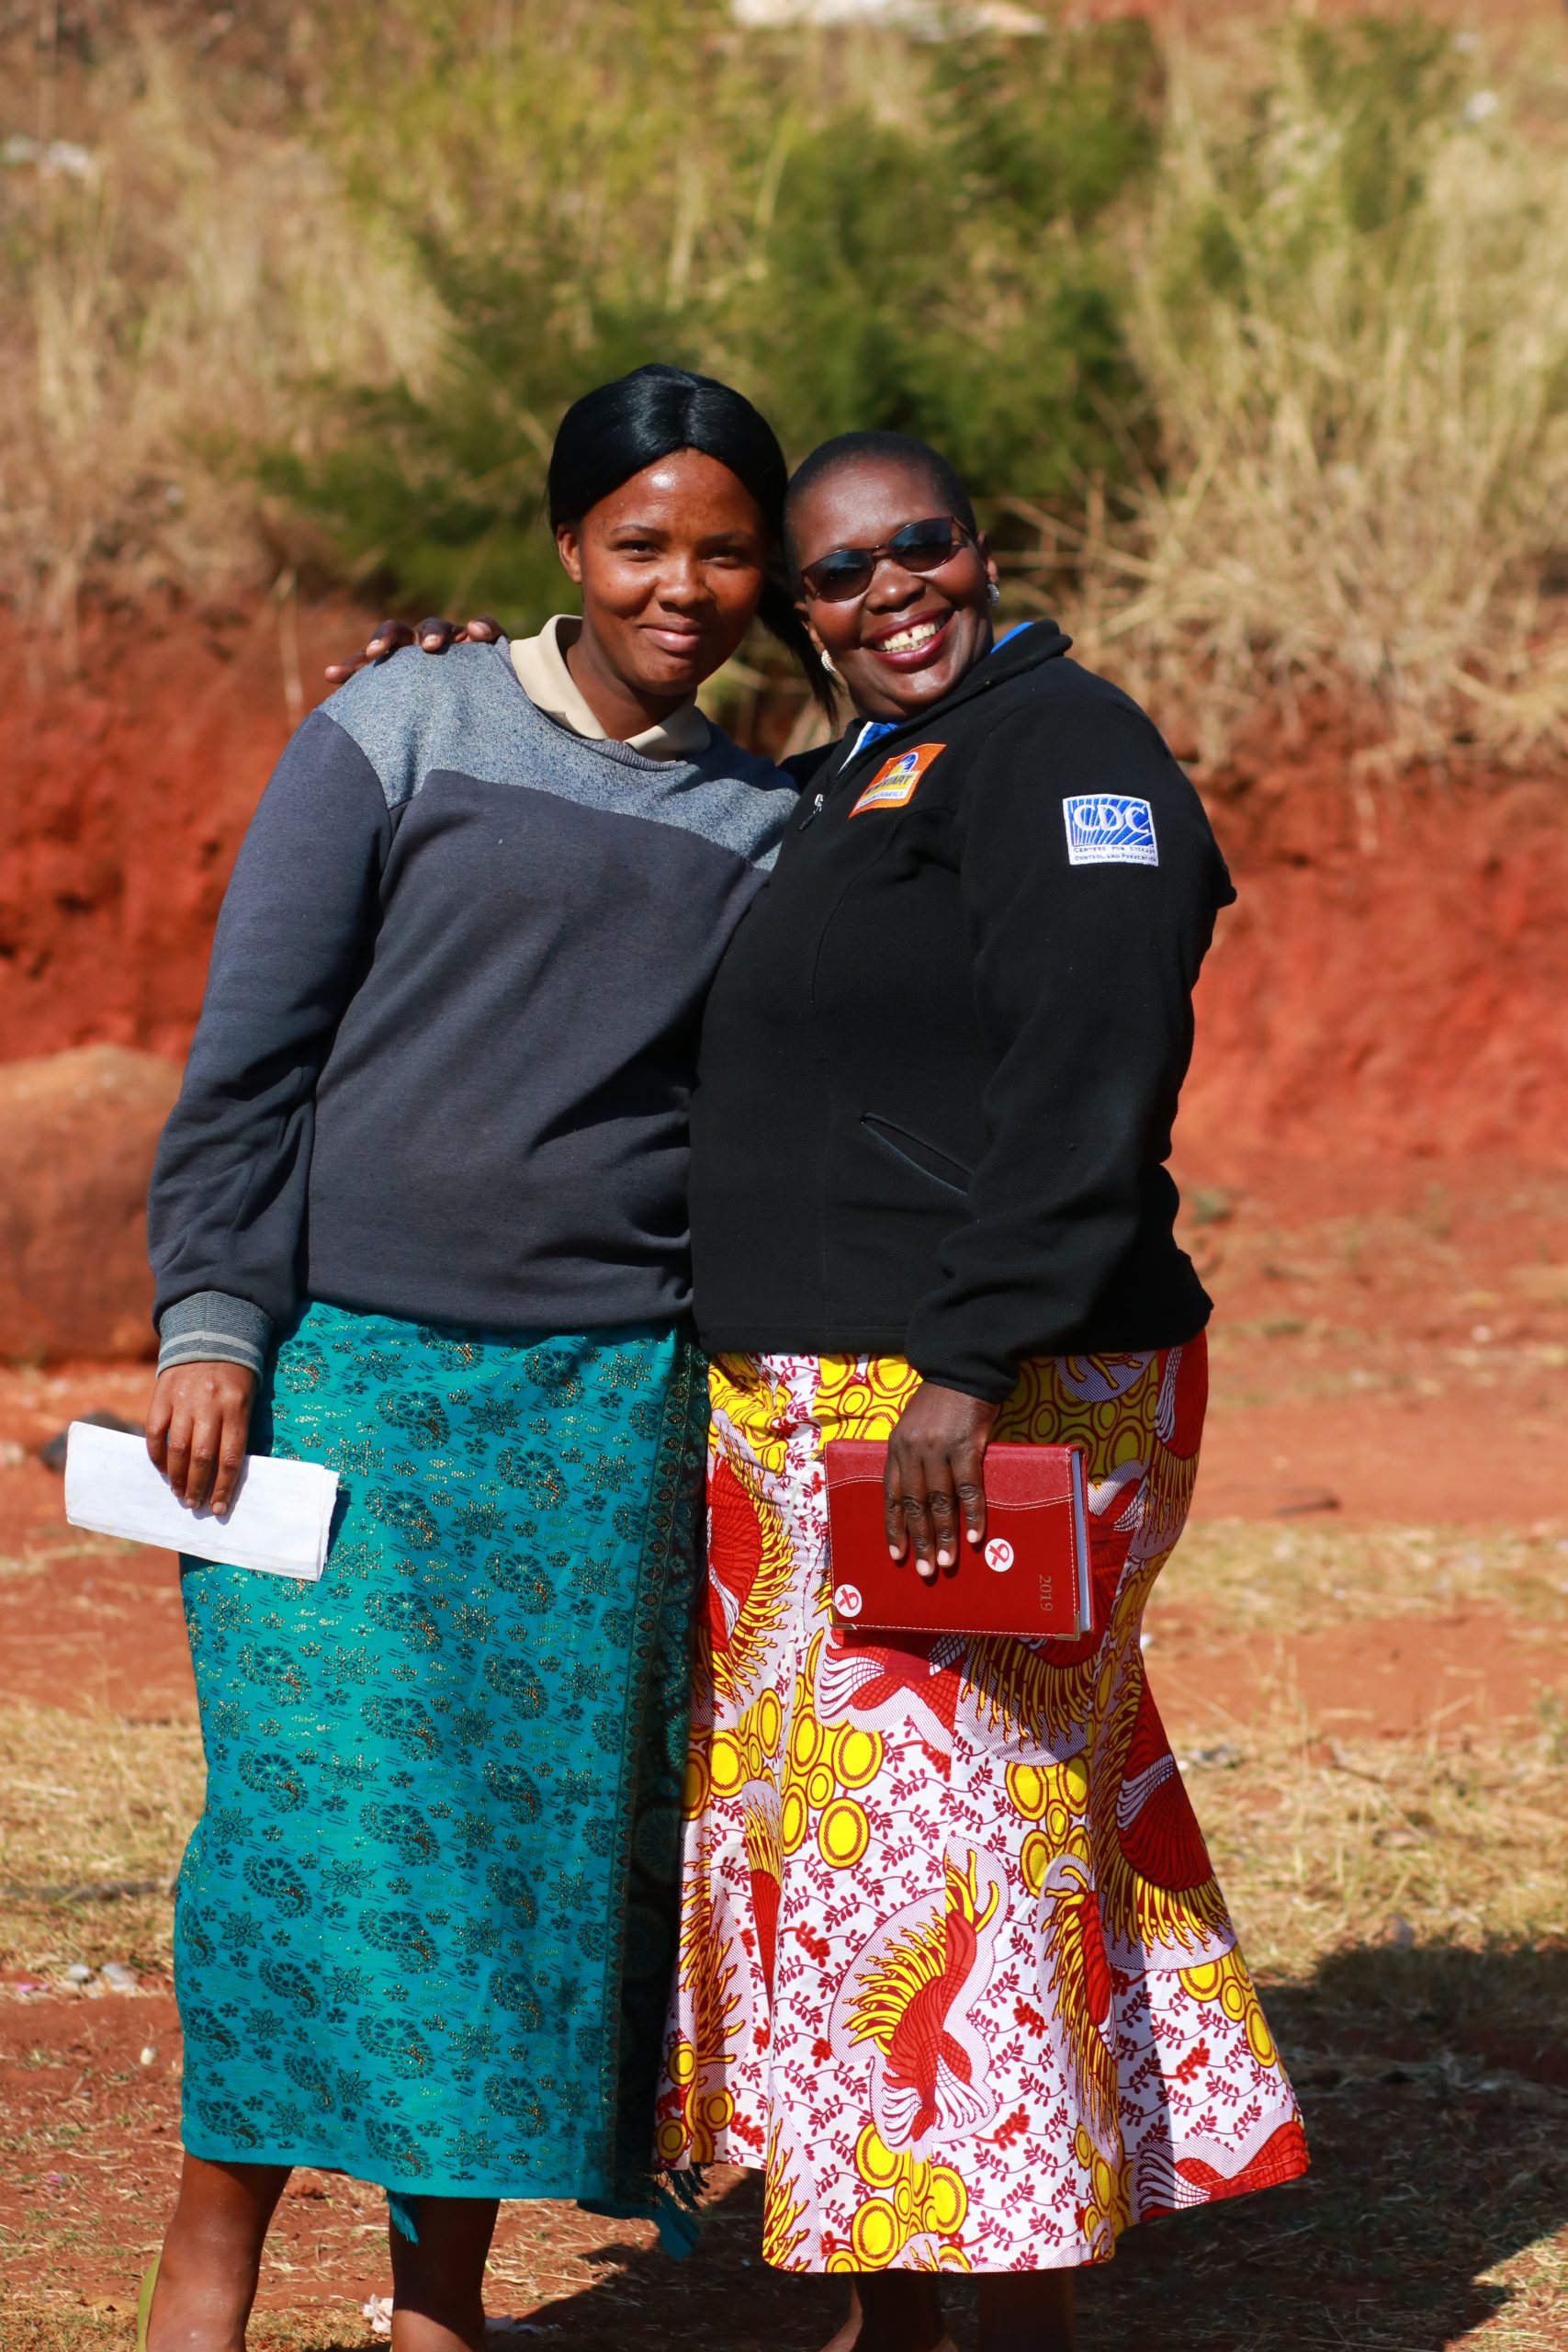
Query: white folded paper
63,1420,339,1581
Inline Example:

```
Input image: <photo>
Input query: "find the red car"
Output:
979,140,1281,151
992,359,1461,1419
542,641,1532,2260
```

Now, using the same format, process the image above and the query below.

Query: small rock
38,1409,142,1475
1190,1187,1235,1227
0,1046,182,1361
99,1961,138,1993
1387,1914,1416,1951
139,2044,159,2066
64,1962,93,1984
1273,1487,1341,1518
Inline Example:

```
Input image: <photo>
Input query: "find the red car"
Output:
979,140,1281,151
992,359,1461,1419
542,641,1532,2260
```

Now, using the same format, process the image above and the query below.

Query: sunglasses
797,514,976,604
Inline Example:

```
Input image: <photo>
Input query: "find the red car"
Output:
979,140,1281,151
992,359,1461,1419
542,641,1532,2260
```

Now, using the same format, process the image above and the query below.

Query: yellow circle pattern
682,1746,710,1818
710,1730,744,1797
754,1686,783,1757
1179,1951,1279,2071
1009,1754,1092,1891
832,1724,884,1790
848,2126,969,2267
818,1796,871,1870
781,1638,886,1863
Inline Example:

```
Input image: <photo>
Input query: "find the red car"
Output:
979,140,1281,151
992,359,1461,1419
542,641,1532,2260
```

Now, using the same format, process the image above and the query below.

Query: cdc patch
1062,794,1158,867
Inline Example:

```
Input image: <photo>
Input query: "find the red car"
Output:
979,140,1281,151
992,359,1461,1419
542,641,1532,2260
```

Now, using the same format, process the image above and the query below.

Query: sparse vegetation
265,3,1160,624
3,3,1568,761
0,1696,200,1980
1053,13,1568,767
3,1517,1566,2346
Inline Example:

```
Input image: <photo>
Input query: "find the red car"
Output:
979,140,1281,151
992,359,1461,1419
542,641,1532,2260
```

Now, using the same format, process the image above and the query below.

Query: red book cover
823,1439,1091,1639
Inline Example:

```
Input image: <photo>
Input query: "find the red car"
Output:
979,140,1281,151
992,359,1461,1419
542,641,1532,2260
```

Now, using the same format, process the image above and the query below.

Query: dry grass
6,7,1568,771
0,19,438,651
1111,1678,1568,2352
2,1519,1567,2345
0,2324,393,2352
1191,1672,1568,1974
4,1658,1566,2348
0,1701,201,1979
1171,1519,1568,1637
1039,17,1568,769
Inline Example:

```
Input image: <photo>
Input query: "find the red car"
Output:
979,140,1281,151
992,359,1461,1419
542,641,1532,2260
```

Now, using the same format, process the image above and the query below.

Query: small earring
818,650,840,678
987,582,1001,608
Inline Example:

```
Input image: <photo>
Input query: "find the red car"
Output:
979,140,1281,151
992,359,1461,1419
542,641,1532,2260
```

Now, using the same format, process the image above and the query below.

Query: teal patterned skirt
175,1303,706,2238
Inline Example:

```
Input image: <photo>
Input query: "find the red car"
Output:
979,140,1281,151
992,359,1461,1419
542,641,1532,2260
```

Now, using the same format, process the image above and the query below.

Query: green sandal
135,2256,160,2352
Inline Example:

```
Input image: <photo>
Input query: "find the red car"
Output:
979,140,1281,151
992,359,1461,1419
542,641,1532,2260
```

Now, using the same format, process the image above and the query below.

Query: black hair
547,362,835,715
784,430,979,576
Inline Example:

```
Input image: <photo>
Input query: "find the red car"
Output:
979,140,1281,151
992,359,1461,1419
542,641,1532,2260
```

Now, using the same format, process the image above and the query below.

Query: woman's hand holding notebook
823,1439,1092,1638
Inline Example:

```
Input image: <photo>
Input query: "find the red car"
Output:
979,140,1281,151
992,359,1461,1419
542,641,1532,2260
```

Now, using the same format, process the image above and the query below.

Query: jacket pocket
860,1113,972,1196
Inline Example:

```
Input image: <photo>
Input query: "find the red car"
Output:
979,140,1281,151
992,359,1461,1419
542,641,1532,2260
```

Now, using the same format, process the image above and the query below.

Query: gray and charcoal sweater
149,639,797,1374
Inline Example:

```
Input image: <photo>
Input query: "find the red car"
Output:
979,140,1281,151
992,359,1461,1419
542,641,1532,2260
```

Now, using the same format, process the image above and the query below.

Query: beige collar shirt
510,614,710,761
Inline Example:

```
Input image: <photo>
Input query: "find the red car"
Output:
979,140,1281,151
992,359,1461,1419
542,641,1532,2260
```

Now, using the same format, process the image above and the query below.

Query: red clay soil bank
2,598,1565,1164
1181,744,1568,1166
0,596,368,1065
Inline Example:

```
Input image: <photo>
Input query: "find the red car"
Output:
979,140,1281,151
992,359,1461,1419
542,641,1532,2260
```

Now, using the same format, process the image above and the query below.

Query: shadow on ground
4,1947,1562,2352
1087,1939,1568,2352
485,1943,1568,2352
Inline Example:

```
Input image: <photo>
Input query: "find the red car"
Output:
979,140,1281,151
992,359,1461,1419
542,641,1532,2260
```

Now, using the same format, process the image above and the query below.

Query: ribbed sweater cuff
157,1291,273,1378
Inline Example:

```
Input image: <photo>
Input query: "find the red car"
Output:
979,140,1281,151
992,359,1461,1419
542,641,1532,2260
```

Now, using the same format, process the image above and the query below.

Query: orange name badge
849,741,946,817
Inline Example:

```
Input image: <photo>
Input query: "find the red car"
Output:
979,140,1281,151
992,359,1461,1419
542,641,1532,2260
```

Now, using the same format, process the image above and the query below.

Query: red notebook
823,1440,1092,1639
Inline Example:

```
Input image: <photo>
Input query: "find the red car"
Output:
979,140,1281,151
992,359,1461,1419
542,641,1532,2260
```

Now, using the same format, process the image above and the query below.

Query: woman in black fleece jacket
658,435,1309,2352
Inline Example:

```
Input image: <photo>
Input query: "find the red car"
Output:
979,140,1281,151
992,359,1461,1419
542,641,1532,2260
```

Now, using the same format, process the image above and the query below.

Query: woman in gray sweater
137,366,823,2352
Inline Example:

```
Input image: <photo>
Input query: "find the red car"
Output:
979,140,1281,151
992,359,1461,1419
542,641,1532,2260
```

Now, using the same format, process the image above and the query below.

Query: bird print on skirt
660,1338,1308,2272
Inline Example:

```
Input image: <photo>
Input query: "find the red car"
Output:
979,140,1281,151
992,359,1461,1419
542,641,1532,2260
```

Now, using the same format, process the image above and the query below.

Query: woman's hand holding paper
146,1361,257,1516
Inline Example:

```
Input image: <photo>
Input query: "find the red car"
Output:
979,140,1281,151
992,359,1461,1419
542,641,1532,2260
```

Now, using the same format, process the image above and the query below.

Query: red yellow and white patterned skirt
657,1336,1308,2273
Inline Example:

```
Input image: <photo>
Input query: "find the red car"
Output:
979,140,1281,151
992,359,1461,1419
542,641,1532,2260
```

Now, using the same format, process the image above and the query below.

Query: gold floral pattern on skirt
176,1302,705,2237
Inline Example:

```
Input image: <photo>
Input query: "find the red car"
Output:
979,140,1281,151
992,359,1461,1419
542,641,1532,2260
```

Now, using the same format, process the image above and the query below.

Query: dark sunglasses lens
890,519,961,571
803,519,962,600
809,551,875,601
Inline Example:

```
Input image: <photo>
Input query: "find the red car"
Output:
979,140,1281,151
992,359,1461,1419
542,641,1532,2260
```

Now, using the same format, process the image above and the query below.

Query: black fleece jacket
687,622,1235,1400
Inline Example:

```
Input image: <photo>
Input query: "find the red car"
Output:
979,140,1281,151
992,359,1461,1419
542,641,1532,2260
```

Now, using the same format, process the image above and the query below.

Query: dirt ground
3,1148,1562,1732
1,1146,1565,2348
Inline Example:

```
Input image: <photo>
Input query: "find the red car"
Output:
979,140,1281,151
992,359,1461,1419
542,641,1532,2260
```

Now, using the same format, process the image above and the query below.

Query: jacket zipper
802,729,880,828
